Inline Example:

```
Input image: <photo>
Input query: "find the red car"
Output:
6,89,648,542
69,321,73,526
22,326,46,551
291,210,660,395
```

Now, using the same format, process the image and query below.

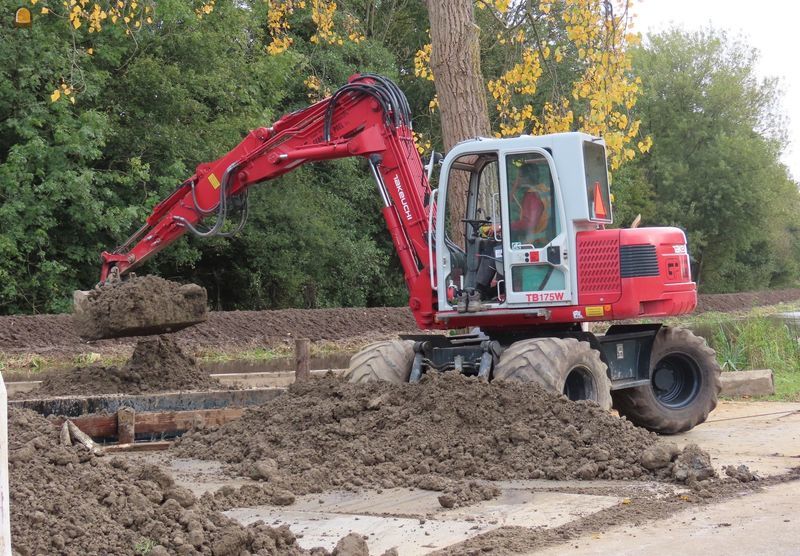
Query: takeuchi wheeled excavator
86,74,721,434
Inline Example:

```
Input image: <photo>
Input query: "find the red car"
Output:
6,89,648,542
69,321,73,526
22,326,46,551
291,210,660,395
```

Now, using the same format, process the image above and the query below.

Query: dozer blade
73,275,208,341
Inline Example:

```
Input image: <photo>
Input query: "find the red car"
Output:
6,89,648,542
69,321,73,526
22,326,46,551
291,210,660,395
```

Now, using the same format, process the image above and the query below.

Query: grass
134,538,156,555
679,305,800,402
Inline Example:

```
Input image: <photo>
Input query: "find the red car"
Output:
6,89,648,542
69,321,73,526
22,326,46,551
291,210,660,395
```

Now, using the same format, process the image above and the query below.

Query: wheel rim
563,366,596,402
651,353,701,409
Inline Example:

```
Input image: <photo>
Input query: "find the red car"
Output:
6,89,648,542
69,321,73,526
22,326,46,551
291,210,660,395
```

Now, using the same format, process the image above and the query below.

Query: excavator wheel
346,340,415,384
493,337,612,410
612,327,721,434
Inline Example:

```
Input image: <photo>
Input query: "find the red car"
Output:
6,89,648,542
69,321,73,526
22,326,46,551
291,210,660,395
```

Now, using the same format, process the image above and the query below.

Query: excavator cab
435,134,598,315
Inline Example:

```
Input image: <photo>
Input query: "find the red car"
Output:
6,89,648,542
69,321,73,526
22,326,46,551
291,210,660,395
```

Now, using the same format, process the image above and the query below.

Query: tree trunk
426,0,492,247
426,0,492,149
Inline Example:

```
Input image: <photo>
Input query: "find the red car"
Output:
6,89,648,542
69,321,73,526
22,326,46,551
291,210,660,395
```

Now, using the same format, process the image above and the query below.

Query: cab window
583,141,611,221
505,153,558,248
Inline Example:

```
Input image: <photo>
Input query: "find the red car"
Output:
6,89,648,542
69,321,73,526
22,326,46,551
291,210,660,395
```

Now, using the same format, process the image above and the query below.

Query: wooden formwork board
51,407,248,442
3,369,348,397
9,387,284,418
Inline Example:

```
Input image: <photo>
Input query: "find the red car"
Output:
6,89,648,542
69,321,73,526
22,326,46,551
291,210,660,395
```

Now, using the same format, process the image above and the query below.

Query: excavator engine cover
73,275,208,340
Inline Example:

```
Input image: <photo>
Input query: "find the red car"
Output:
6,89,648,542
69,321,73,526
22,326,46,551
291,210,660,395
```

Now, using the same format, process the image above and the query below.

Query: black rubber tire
493,337,612,410
346,340,415,384
612,327,721,434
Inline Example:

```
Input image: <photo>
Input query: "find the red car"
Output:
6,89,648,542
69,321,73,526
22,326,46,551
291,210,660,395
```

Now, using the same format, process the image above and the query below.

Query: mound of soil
74,275,208,340
7,408,345,556
27,336,221,397
696,288,800,313
174,374,713,507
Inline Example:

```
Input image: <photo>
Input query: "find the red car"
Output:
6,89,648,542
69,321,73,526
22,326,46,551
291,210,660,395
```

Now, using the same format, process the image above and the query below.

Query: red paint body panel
576,229,621,306
436,226,696,330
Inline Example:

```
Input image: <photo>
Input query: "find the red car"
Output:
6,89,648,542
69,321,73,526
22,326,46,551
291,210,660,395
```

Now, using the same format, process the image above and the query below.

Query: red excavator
82,74,720,433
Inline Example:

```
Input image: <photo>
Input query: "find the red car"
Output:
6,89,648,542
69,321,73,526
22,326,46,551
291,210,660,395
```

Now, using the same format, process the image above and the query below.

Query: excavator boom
80,75,437,338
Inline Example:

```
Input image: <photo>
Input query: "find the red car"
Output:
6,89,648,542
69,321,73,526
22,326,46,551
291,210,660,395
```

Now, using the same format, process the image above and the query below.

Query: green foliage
0,0,406,313
133,538,156,556
704,315,800,401
615,29,800,292
3,5,800,315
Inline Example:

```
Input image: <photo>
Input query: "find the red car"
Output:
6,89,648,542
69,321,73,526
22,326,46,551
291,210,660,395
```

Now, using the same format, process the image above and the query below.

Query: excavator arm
98,74,438,328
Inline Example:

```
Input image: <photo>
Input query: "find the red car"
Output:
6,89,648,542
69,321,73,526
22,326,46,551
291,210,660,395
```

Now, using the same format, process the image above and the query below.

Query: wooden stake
117,407,135,445
295,338,310,382
59,421,71,446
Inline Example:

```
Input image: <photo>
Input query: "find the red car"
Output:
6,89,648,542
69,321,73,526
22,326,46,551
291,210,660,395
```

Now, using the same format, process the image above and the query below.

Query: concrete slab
720,369,774,397
437,489,620,528
532,480,800,556
226,487,621,555
227,507,483,554
674,401,800,476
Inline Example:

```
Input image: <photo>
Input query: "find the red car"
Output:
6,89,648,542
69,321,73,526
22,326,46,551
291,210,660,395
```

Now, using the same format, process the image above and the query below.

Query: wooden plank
134,408,245,435
51,414,117,438
4,381,39,396
51,407,246,440
10,387,285,418
104,441,172,453
4,368,349,396
212,369,347,388
1,375,11,554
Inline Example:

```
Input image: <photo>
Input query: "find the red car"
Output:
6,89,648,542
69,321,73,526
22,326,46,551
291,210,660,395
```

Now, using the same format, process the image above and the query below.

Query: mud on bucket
73,275,208,340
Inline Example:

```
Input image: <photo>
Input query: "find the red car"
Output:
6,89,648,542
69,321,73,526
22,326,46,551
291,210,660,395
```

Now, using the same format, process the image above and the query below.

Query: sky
633,0,800,181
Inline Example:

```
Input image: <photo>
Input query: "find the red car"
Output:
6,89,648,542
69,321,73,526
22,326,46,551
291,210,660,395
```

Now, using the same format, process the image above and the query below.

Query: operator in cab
464,160,552,312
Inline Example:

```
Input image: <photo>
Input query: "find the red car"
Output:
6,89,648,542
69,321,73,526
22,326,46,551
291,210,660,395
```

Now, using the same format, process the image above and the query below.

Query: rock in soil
174,373,716,507
24,335,221,397
74,275,207,340
7,407,355,555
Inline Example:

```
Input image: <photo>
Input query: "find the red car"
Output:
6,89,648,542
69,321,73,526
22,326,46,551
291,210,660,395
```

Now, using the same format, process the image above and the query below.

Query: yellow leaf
72,17,81,29
50,90,61,102
31,0,38,4
87,47,93,55
41,6,49,13
70,96,76,104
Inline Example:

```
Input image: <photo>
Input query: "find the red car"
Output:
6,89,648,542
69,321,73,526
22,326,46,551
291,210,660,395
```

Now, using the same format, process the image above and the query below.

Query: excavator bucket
73,275,208,341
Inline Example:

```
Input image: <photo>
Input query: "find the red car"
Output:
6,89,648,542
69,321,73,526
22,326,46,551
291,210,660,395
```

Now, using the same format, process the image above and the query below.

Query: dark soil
17,336,221,398
173,374,713,508
695,288,800,314
74,275,208,340
7,407,350,556
0,307,420,359
3,289,800,360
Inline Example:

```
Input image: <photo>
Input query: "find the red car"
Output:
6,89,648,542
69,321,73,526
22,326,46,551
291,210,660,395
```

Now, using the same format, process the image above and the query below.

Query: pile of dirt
7,407,365,555
174,374,714,507
8,408,298,555
26,336,221,397
74,275,208,340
